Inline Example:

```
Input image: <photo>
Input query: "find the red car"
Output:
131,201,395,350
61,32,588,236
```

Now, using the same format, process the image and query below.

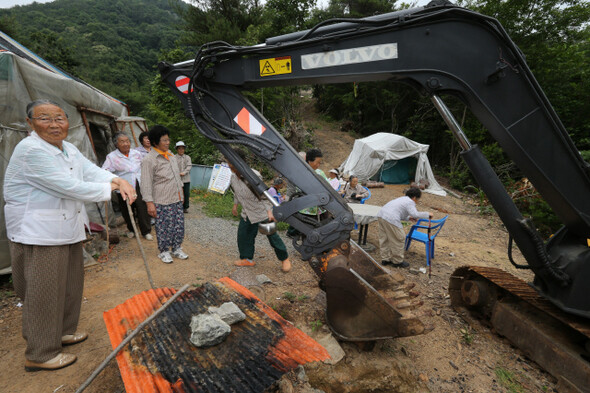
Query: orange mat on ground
103,277,330,393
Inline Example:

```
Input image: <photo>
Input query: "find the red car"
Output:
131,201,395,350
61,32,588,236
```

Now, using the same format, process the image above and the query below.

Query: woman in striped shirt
140,125,188,264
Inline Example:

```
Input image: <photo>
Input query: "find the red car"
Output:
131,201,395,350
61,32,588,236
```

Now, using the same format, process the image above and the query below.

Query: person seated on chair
327,168,341,190
340,175,369,203
376,187,433,268
267,177,285,204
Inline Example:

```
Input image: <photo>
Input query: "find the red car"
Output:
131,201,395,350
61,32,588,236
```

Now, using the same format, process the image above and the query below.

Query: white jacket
4,132,116,245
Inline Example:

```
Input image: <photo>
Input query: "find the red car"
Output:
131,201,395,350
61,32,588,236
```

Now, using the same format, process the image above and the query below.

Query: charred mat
103,277,330,393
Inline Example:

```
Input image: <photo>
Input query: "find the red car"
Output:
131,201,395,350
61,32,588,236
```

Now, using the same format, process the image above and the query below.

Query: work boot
391,261,410,268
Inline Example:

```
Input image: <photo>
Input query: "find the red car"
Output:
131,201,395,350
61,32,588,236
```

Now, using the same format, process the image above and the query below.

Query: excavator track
450,266,590,392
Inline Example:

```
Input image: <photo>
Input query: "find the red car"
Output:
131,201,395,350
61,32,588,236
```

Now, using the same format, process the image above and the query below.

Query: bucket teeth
391,291,410,300
393,283,416,292
390,298,424,311
408,290,420,298
397,317,426,336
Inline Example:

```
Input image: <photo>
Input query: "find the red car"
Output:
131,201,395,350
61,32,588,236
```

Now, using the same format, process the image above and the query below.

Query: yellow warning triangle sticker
260,61,275,75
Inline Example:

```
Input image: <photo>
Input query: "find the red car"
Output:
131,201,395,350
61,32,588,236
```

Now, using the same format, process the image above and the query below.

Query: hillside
0,0,188,114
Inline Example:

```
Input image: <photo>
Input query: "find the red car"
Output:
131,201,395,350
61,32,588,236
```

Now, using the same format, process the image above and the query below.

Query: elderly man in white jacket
3,99,135,372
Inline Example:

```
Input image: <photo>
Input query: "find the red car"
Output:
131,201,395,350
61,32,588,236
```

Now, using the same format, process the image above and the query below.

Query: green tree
26,29,80,75
0,14,18,37
458,0,590,153
179,0,265,45
148,48,219,165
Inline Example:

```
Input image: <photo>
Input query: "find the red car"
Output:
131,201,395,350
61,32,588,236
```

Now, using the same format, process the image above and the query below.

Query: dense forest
1,0,589,234
0,0,188,114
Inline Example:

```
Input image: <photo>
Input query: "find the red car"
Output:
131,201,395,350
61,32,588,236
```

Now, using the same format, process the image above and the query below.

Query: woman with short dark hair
140,125,187,263
134,131,151,160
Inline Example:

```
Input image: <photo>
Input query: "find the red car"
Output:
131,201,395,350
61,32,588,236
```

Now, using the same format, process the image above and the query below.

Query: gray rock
296,365,308,383
208,302,246,325
190,314,231,347
256,274,272,284
316,332,345,365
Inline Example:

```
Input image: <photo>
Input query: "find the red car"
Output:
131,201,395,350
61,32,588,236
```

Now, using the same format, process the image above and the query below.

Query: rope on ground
74,283,190,393
96,244,116,264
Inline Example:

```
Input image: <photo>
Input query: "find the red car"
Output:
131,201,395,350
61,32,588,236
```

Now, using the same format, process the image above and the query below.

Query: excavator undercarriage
450,266,590,392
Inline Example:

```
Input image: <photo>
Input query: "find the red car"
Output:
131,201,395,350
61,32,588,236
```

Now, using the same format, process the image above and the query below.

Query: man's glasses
30,116,68,124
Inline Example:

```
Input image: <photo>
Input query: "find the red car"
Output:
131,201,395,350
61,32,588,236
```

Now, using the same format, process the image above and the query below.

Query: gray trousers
9,241,84,362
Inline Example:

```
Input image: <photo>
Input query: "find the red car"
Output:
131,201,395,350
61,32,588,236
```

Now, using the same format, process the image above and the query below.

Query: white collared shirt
102,148,143,190
377,196,430,228
4,132,116,245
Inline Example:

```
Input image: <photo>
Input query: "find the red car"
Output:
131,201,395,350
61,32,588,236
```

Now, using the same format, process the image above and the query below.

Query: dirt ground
0,108,559,392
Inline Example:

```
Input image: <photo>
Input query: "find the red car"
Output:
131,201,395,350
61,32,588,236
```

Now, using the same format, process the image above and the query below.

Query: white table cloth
347,203,381,225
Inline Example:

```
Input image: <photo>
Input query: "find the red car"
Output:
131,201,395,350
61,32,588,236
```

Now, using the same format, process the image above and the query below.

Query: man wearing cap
175,141,192,213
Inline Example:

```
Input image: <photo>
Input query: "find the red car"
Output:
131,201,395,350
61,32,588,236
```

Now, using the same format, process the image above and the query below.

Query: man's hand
112,178,137,203
232,204,238,217
267,211,276,222
429,212,434,219
146,202,157,218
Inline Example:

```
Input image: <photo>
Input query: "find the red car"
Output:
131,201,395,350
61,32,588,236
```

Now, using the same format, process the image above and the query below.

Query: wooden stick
105,201,109,246
126,199,155,289
74,284,190,393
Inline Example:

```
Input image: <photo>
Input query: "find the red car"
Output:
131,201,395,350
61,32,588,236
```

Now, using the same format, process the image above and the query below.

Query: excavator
159,1,590,390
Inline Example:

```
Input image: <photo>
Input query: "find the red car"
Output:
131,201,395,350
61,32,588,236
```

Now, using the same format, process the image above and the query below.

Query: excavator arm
158,0,590,338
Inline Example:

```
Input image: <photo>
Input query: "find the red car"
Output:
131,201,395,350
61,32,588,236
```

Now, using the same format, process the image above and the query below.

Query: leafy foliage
0,0,187,115
192,189,240,220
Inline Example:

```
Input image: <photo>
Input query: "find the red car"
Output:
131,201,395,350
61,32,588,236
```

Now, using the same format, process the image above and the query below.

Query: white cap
175,141,186,148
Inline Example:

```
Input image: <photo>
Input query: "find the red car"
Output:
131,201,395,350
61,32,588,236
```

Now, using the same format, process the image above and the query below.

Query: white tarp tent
339,132,446,196
0,31,143,274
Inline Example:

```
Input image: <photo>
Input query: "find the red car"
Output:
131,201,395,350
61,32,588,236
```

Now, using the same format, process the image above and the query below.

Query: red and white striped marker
234,107,266,135
175,76,193,94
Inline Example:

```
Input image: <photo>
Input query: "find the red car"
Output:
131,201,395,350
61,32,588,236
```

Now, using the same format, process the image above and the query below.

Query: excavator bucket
324,241,426,341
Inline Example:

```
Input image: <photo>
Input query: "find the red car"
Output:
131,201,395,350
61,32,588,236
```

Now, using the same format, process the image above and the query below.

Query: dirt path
0,102,558,392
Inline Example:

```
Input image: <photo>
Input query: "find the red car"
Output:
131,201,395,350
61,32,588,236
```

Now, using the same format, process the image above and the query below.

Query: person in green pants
227,152,291,273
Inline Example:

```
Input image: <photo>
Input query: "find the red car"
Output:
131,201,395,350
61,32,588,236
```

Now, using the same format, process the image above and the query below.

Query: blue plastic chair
359,186,371,204
404,215,448,267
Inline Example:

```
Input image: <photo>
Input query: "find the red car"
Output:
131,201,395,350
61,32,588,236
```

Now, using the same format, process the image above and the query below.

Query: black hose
518,218,570,287
507,234,530,269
